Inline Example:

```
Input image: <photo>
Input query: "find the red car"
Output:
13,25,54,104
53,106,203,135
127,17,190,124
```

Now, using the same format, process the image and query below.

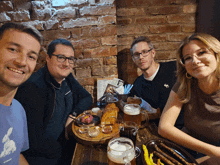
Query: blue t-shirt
0,99,29,165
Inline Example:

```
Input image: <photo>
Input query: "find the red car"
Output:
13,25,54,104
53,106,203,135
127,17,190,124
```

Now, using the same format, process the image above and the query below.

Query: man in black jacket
15,39,93,165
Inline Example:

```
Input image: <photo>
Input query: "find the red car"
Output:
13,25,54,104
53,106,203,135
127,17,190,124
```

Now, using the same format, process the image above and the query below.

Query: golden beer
107,137,136,165
123,104,141,126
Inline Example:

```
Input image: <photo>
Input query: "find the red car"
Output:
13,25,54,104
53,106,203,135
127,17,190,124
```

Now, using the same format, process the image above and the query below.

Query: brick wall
116,0,197,84
0,0,198,103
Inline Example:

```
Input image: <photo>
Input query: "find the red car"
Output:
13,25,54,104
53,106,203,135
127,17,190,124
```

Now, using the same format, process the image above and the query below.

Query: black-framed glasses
132,48,153,60
51,54,77,64
180,48,212,65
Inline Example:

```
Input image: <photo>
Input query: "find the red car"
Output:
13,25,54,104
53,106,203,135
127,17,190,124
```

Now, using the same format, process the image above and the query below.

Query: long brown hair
176,33,220,103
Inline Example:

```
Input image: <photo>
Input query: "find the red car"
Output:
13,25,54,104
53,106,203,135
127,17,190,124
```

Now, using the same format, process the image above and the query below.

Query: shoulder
160,60,177,70
133,74,144,83
27,67,46,83
11,99,26,117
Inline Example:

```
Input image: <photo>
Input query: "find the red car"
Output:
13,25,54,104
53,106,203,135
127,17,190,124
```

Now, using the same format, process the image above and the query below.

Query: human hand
65,116,75,140
140,99,157,113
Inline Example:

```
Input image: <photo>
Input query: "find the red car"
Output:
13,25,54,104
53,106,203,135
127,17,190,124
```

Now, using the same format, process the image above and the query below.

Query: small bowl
88,126,100,137
102,125,112,134
79,125,89,134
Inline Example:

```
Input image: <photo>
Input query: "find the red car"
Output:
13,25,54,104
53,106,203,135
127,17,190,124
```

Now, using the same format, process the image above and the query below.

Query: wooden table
71,122,160,165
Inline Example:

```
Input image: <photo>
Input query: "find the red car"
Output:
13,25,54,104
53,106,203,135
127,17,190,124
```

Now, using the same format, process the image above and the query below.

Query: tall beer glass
123,104,148,128
107,137,136,165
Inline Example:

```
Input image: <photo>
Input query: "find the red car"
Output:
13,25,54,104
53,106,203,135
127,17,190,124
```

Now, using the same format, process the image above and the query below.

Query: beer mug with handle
123,104,148,128
107,137,136,165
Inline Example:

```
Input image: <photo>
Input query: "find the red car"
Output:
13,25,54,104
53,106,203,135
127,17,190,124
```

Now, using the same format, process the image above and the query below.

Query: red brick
82,26,117,37
155,50,177,60
92,66,104,76
117,8,145,16
149,25,181,33
154,42,180,51
101,36,117,46
183,5,197,13
80,6,116,16
75,68,92,78
90,47,110,57
148,34,167,42
116,0,136,8
0,1,13,12
92,58,103,66
110,47,117,56
135,16,167,24
182,24,195,33
117,37,134,46
75,58,92,68
7,10,30,22
167,33,189,42
41,30,75,41
77,78,95,86
103,65,118,76
98,15,116,25
71,38,100,49
167,14,195,23
104,56,117,65
148,6,180,15
117,18,132,25
117,24,149,35
117,45,130,53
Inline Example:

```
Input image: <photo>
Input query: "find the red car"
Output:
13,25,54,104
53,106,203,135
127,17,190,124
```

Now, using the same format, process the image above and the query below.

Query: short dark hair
130,36,154,55
47,39,75,58
0,22,43,45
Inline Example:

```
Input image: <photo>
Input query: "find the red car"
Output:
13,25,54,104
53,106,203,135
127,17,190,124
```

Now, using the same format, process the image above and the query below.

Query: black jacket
15,66,93,159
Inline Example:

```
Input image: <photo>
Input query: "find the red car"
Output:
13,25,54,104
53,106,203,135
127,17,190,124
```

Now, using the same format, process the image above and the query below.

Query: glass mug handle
123,156,131,165
140,110,149,128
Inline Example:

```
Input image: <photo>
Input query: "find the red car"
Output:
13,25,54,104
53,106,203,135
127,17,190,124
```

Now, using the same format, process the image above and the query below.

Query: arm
72,81,93,115
158,91,220,158
15,83,62,159
19,154,29,165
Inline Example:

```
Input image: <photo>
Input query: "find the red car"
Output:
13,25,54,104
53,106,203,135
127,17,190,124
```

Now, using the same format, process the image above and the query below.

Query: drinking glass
119,121,141,158
107,137,136,165
123,104,148,128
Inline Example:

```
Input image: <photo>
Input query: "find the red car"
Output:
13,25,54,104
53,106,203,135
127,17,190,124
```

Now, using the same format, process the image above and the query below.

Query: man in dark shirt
15,39,93,165
129,36,180,125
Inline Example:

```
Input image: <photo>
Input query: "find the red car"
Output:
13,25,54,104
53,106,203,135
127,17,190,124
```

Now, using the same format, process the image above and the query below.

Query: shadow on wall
117,48,138,84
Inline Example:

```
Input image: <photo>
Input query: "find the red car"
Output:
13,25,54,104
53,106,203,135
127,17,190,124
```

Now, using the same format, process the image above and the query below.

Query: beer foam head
124,104,140,115
107,138,135,164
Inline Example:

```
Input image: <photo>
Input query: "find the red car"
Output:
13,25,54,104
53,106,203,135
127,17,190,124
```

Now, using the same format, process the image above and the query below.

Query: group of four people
1,22,220,165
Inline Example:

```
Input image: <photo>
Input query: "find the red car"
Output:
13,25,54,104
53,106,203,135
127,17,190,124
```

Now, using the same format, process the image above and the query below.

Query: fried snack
159,143,195,165
154,144,183,165
101,103,119,125
153,151,175,165
104,103,119,113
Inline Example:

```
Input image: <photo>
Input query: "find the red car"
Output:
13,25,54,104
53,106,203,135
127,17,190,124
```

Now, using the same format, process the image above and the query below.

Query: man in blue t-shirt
0,23,43,165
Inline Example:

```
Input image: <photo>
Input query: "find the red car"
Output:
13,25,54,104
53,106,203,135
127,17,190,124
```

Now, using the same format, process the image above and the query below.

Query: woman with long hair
158,33,220,163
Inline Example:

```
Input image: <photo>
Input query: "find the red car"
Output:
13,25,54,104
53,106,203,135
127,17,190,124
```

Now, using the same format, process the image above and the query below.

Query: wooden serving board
72,111,119,145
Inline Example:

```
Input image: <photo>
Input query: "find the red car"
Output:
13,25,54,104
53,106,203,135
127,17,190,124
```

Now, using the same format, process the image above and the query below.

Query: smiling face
182,40,217,80
132,41,156,71
46,44,75,84
0,29,40,89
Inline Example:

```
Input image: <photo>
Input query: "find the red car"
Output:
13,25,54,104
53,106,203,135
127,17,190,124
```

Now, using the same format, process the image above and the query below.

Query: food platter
72,110,120,145
142,139,198,165
75,114,100,127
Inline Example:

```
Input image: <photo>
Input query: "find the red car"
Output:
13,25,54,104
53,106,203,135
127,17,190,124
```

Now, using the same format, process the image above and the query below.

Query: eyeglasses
51,54,77,64
132,48,153,60
180,48,212,65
